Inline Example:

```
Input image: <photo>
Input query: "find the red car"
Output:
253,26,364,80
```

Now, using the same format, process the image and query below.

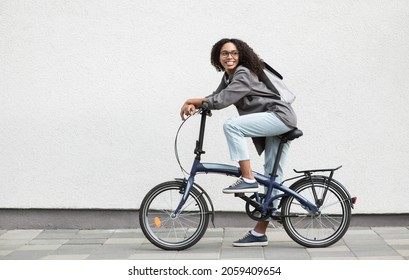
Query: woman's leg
223,113,292,237
254,137,291,235
238,160,254,180
223,112,290,171
264,136,290,208
264,136,290,183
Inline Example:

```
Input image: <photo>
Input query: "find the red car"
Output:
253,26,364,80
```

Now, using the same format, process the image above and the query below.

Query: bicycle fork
172,158,205,219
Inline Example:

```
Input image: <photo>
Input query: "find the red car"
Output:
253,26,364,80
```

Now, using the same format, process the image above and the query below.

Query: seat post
269,128,303,179
270,138,287,179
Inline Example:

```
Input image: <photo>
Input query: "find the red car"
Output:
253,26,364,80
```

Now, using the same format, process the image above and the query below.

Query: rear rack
281,165,342,185
293,165,342,174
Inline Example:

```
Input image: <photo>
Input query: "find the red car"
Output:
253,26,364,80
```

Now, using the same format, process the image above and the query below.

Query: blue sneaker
223,178,259,193
233,231,268,247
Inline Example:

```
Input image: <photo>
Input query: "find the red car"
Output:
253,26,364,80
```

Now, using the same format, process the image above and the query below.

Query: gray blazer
206,65,297,155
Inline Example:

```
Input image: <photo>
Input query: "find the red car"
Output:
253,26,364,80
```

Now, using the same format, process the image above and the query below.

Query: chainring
245,193,273,221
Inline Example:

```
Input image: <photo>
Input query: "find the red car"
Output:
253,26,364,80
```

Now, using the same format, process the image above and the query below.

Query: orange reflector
154,217,161,228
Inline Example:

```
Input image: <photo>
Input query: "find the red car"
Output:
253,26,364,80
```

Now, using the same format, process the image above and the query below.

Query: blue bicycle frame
176,161,319,215
171,108,319,218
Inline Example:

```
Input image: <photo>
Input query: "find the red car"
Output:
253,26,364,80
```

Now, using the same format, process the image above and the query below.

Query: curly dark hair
210,38,264,78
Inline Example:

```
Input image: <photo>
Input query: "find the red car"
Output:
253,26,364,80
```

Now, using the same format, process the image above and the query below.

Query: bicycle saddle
280,128,303,141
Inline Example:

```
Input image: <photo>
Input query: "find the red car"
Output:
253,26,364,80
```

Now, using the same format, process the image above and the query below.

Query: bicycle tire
281,177,351,248
139,180,210,250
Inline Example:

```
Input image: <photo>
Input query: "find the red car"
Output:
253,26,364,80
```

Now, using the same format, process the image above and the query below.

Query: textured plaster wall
1,0,409,213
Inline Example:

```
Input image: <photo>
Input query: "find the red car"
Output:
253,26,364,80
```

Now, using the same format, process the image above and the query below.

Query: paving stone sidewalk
0,227,408,260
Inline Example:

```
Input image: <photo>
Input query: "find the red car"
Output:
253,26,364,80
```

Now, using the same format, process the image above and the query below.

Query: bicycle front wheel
281,177,351,248
139,181,209,250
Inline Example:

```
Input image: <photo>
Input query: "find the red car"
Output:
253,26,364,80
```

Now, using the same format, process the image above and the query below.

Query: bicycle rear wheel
281,177,351,248
139,180,209,250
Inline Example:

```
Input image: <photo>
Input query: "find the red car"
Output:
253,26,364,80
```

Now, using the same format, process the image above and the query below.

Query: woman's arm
180,98,208,120
205,67,252,110
179,66,252,120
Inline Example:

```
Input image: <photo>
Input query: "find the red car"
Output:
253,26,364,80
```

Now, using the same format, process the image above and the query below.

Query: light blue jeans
223,112,291,205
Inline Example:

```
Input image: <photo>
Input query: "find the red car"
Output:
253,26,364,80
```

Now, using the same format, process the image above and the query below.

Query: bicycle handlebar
199,102,212,117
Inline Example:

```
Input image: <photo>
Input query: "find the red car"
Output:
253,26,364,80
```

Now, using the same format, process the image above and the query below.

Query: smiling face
219,42,239,76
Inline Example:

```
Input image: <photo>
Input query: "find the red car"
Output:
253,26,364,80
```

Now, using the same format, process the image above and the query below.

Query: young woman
180,38,297,247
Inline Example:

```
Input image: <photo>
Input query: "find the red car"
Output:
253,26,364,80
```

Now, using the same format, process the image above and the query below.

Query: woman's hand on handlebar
180,98,208,121
180,103,196,120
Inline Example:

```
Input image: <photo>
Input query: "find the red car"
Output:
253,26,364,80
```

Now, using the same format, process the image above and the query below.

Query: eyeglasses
220,50,239,58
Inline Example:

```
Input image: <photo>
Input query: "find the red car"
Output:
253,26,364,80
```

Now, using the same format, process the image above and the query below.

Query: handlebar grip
201,101,209,109
200,101,212,116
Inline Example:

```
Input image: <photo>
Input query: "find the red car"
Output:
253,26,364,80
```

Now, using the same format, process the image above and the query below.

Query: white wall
1,0,409,214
